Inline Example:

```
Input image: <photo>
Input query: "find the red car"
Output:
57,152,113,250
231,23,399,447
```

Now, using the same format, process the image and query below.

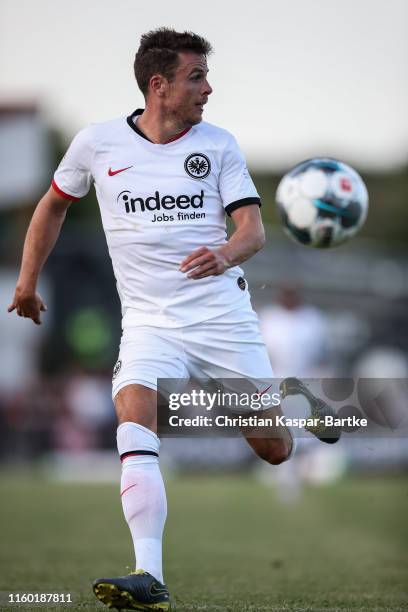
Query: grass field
0,472,407,611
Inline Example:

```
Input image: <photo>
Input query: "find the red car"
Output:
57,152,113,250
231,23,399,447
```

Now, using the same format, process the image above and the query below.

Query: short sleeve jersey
53,109,261,327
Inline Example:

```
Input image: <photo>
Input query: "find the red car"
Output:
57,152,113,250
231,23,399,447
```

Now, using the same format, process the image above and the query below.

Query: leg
94,326,189,609
115,384,166,583
245,378,343,465
115,383,157,429
240,403,294,465
181,313,296,465
94,383,170,610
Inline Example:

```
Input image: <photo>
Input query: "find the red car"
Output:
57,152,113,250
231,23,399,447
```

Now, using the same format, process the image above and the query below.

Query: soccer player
9,28,339,611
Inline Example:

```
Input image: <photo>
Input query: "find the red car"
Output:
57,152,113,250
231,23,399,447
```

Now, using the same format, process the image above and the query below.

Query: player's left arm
179,205,265,279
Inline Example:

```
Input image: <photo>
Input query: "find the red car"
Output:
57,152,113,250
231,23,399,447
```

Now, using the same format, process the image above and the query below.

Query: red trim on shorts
51,179,80,201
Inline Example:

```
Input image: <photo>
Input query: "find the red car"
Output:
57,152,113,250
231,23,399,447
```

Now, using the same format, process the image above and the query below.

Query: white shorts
112,309,274,401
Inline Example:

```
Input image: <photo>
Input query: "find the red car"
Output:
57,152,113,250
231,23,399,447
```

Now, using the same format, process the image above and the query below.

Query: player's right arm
9,126,94,325
8,187,73,325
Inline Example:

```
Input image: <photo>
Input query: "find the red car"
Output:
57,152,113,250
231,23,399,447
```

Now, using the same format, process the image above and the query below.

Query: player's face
164,52,212,127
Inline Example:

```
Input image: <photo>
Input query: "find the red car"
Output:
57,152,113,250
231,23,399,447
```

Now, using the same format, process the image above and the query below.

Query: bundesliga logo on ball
276,158,369,248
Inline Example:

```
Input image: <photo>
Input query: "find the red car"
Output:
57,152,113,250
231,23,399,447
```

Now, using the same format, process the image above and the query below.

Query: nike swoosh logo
150,584,168,597
120,484,137,497
259,384,273,397
108,165,132,176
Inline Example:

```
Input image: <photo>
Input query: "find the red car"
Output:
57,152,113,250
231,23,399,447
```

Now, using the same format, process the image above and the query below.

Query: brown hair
134,27,213,96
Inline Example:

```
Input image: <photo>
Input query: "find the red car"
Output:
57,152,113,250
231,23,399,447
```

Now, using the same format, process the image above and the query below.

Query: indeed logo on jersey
117,190,204,213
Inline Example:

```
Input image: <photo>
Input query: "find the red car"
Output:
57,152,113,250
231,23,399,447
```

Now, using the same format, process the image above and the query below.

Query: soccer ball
275,158,368,248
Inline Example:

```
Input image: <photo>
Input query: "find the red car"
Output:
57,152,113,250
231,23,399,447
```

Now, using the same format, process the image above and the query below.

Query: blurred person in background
259,284,330,378
258,286,343,502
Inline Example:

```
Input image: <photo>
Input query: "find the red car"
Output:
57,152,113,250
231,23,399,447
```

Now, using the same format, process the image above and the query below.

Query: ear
149,74,167,98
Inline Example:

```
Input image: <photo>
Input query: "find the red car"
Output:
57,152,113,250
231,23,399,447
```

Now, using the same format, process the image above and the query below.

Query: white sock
286,427,319,460
283,396,318,461
117,422,167,584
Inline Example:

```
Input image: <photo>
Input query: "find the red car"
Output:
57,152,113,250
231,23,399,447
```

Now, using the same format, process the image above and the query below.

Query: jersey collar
126,109,191,145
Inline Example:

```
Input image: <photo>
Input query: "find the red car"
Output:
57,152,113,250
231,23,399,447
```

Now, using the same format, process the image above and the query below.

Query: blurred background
0,1,407,609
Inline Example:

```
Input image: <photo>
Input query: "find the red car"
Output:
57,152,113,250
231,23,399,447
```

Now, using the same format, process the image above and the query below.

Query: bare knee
114,384,157,431
254,438,292,465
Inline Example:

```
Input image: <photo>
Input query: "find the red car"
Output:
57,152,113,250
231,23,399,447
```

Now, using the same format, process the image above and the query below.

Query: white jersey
53,109,261,328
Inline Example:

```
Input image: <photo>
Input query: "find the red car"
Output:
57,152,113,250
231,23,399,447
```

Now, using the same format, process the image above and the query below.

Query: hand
179,246,229,280
8,288,47,325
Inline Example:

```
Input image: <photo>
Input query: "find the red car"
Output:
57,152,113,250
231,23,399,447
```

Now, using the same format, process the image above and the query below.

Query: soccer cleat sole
93,582,170,611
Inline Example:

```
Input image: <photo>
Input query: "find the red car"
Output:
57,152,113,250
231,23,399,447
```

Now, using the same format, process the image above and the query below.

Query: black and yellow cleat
92,569,170,611
280,377,341,444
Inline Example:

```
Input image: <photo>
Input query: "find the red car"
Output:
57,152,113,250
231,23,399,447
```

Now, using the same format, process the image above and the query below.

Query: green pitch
0,472,407,611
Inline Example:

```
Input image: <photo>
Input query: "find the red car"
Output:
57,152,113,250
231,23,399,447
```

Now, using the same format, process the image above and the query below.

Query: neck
136,105,190,144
